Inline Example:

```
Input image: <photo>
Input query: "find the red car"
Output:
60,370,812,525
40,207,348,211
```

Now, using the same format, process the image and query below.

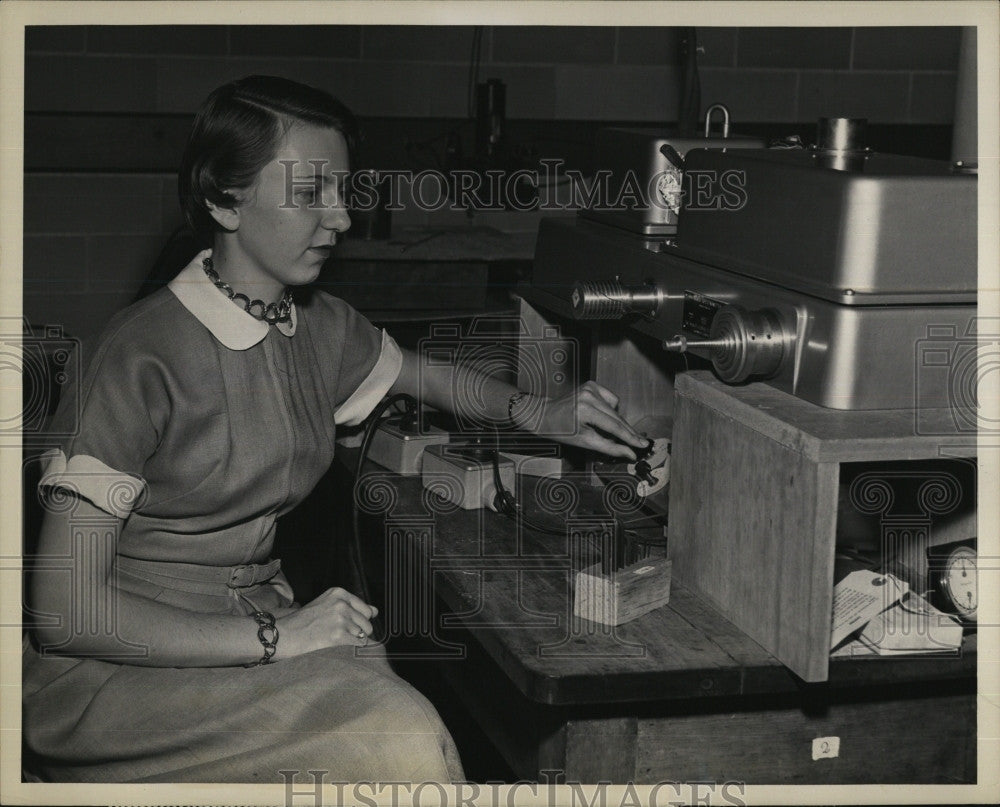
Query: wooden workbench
338,447,977,784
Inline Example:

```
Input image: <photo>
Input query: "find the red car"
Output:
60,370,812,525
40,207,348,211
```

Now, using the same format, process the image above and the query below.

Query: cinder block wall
23,25,963,341
25,25,961,121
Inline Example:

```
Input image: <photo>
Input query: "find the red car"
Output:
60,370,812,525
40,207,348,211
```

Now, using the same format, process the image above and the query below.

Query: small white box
421,444,515,510
368,420,450,476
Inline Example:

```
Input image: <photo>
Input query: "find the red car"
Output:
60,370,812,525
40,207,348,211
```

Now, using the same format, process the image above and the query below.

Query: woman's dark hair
178,75,359,244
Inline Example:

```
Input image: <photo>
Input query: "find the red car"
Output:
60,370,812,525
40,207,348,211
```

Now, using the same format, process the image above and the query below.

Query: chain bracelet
245,610,279,667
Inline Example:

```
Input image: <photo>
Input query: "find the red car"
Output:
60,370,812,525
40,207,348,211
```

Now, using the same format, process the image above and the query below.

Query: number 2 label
812,736,841,760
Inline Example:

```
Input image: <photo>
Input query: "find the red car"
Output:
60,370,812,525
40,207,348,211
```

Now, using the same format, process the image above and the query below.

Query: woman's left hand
532,381,648,460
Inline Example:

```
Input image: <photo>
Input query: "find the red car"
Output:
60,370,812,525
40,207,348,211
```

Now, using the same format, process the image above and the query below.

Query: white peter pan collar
168,250,297,350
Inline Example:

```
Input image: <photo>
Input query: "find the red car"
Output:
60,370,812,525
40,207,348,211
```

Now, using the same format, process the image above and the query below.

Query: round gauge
940,544,977,622
655,169,683,215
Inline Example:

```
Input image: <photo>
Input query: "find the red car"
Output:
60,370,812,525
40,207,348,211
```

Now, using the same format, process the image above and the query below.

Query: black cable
351,393,418,642
486,427,669,562
487,426,569,537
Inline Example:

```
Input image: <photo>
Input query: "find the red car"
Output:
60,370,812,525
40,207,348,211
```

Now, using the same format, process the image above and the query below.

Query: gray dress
22,254,464,783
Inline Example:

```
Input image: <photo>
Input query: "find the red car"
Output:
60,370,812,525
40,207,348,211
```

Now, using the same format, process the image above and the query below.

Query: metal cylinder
709,305,789,383
814,118,870,172
570,280,663,320
476,79,506,162
663,305,792,383
817,117,867,153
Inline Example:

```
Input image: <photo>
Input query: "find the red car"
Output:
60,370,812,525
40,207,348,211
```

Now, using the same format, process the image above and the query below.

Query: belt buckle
228,564,255,588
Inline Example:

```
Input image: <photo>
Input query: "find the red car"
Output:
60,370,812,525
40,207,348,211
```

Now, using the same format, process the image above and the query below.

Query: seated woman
22,75,647,784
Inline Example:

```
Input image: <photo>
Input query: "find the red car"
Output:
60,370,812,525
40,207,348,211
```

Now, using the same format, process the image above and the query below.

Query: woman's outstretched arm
390,346,648,460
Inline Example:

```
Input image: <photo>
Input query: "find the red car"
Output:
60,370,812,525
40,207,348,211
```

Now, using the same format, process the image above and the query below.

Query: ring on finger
356,628,366,640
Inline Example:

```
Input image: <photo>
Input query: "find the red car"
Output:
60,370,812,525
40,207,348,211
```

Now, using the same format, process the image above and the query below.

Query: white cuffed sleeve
38,448,147,519
333,330,403,426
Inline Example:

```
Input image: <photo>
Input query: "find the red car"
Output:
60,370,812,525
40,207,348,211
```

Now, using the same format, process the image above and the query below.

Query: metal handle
704,104,731,139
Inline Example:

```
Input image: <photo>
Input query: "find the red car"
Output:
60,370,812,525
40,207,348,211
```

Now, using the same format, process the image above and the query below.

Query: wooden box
574,556,672,626
668,371,975,682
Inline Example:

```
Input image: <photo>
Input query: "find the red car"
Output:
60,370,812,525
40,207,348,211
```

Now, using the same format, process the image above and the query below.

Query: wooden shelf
669,370,978,682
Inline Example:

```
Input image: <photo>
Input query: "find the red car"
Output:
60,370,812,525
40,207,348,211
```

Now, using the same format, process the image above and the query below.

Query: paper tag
830,570,908,648
859,594,963,654
812,736,840,760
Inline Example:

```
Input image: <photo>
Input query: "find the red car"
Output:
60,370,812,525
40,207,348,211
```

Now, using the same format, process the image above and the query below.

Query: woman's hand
532,380,648,461
275,587,378,658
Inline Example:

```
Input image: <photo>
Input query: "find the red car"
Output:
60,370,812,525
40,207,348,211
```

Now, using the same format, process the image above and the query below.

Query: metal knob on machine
570,279,663,320
663,304,792,383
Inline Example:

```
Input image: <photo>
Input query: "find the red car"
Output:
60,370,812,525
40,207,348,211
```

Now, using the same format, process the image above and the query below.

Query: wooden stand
668,371,976,682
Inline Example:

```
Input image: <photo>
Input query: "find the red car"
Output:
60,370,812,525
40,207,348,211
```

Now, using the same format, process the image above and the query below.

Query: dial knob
571,280,663,320
663,304,792,383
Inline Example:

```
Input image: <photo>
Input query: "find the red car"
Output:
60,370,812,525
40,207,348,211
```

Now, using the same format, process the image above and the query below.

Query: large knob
663,304,792,383
571,280,663,320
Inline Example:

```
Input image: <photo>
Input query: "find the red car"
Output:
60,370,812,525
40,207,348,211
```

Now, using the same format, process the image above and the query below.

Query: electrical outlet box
421,444,516,510
368,419,451,476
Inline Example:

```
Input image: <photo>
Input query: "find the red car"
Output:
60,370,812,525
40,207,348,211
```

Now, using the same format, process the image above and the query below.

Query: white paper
830,570,909,649
859,593,963,654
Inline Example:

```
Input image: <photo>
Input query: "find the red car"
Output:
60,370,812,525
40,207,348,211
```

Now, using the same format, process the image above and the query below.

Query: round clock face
655,169,683,215
941,545,977,621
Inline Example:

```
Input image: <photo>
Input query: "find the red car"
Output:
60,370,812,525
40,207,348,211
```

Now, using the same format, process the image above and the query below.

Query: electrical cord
486,426,667,567
351,393,419,642
488,426,567,537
